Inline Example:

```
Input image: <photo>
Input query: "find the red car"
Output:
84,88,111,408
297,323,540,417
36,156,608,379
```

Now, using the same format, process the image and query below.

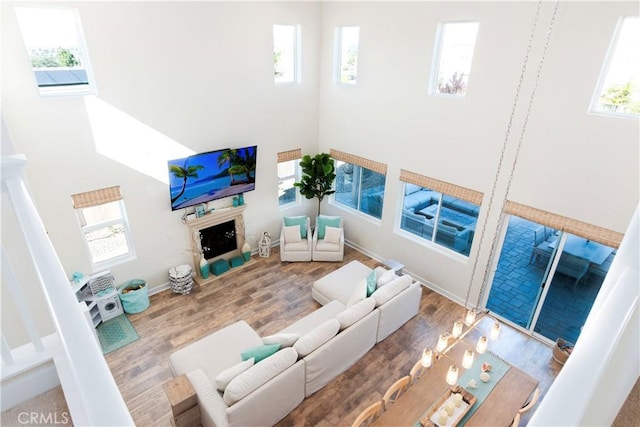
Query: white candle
438,409,448,425
444,401,455,416
453,393,463,407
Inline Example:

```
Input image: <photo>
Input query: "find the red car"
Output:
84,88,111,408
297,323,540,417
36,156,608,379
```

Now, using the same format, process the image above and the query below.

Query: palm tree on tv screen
218,148,256,184
169,162,204,206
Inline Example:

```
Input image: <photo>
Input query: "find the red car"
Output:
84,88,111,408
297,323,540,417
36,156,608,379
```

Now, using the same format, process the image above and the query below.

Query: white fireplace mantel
186,204,247,281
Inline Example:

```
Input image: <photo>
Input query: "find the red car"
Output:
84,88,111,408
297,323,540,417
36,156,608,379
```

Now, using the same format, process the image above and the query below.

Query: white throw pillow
223,347,297,406
214,358,255,392
371,275,412,307
376,270,397,288
262,333,300,347
336,297,376,330
293,319,341,357
323,226,342,244
347,278,368,306
283,225,302,243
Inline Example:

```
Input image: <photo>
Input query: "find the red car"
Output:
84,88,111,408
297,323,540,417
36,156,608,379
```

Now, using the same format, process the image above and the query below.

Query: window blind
277,148,302,163
504,200,623,248
71,186,122,209
399,169,483,206
329,149,387,175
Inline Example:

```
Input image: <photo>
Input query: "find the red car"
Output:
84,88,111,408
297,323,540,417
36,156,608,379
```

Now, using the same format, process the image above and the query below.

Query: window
273,25,300,84
72,186,135,269
591,16,640,117
485,201,622,344
331,149,387,219
277,149,301,206
430,22,479,97
335,26,360,85
399,170,482,256
14,6,96,96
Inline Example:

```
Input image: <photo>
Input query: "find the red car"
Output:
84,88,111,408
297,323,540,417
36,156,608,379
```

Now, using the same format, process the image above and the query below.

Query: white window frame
273,24,301,85
429,21,479,98
278,158,300,207
76,199,136,270
334,26,360,85
14,5,97,97
331,161,385,221
589,16,640,118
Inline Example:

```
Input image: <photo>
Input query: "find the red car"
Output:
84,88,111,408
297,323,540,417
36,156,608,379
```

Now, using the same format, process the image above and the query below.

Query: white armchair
312,216,344,262
280,216,312,262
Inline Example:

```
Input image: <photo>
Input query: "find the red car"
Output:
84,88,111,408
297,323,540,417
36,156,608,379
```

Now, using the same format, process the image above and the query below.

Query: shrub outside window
591,16,640,117
336,26,360,85
14,6,96,96
278,159,299,206
273,24,300,84
430,21,479,97
334,161,385,219
400,183,479,256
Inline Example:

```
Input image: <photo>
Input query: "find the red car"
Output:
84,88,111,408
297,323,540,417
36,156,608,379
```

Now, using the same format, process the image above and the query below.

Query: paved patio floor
486,216,611,344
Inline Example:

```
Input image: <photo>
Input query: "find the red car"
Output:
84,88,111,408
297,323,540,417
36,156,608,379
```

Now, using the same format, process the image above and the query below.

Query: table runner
457,351,510,425
414,351,510,426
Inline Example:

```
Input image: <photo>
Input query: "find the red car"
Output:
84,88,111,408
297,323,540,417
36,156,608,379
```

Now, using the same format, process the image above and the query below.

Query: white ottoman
312,261,387,306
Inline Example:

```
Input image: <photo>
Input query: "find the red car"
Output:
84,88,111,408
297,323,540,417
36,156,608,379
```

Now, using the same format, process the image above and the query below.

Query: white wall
317,1,639,304
1,1,638,345
2,0,320,347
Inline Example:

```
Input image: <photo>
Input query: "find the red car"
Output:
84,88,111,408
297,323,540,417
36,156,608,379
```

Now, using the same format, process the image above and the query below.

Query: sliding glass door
486,215,616,344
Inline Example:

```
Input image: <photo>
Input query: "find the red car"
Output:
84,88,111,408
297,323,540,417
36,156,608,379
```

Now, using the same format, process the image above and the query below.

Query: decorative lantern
259,232,271,257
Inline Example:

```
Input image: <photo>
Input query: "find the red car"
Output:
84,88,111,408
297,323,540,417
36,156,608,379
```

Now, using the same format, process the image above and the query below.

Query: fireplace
200,220,237,260
186,204,248,284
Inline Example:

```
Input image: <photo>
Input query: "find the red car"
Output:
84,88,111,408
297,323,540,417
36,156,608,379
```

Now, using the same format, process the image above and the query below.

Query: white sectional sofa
168,260,422,427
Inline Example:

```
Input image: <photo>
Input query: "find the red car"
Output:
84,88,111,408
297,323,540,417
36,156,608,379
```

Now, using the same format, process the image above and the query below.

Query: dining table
374,342,538,426
548,234,613,265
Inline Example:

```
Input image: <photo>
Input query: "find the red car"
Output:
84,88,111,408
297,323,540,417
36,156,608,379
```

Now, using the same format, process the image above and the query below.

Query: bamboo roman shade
277,148,302,163
504,201,623,248
330,149,388,175
71,186,123,209
399,169,484,206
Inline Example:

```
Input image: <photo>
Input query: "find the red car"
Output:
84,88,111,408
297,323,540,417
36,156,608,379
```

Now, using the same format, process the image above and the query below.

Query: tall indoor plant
294,153,336,216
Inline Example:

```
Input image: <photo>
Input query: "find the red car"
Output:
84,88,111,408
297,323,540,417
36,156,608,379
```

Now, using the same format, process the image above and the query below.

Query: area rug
96,314,139,355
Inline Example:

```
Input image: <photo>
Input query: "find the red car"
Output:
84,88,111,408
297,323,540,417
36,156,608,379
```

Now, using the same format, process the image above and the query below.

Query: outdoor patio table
549,235,613,265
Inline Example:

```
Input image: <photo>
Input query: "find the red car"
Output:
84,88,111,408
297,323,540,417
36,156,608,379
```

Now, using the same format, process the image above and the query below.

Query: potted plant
294,153,336,216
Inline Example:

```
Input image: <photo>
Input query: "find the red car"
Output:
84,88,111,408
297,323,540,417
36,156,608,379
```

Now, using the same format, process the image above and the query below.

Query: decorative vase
242,241,251,261
199,254,209,279
238,193,244,205
233,196,239,207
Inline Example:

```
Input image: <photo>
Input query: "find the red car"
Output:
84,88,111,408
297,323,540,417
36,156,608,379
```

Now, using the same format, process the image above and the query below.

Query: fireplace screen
200,220,237,260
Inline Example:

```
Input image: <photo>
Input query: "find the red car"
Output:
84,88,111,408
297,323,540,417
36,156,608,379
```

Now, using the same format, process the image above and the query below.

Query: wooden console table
163,374,200,427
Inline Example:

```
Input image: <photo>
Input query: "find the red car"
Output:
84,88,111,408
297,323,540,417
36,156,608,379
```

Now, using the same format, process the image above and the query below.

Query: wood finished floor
108,246,560,426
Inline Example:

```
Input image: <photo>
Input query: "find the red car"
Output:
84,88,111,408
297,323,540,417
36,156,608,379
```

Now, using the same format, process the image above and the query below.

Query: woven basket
169,265,194,295
552,338,574,365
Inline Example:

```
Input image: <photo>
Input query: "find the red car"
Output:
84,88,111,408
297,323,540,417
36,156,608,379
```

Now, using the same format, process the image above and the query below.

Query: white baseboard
1,346,60,411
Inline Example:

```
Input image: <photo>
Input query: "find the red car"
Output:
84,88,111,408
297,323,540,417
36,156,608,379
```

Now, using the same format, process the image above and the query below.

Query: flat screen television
168,145,257,211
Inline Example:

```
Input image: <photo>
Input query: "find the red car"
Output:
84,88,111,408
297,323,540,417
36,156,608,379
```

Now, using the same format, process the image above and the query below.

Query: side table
382,259,404,275
163,374,200,427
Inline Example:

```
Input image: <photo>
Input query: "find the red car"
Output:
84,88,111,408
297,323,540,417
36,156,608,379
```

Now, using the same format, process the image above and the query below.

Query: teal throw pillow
240,343,281,363
284,216,307,238
366,270,377,297
317,216,341,239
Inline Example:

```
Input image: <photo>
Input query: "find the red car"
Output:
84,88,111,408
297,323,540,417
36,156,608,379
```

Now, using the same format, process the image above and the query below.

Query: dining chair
409,359,426,385
351,400,383,427
511,411,521,427
518,387,541,414
528,226,546,264
382,375,411,411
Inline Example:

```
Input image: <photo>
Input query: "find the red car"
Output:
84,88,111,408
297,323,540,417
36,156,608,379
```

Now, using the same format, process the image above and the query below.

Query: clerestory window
590,16,640,117
14,6,96,96
430,21,479,97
